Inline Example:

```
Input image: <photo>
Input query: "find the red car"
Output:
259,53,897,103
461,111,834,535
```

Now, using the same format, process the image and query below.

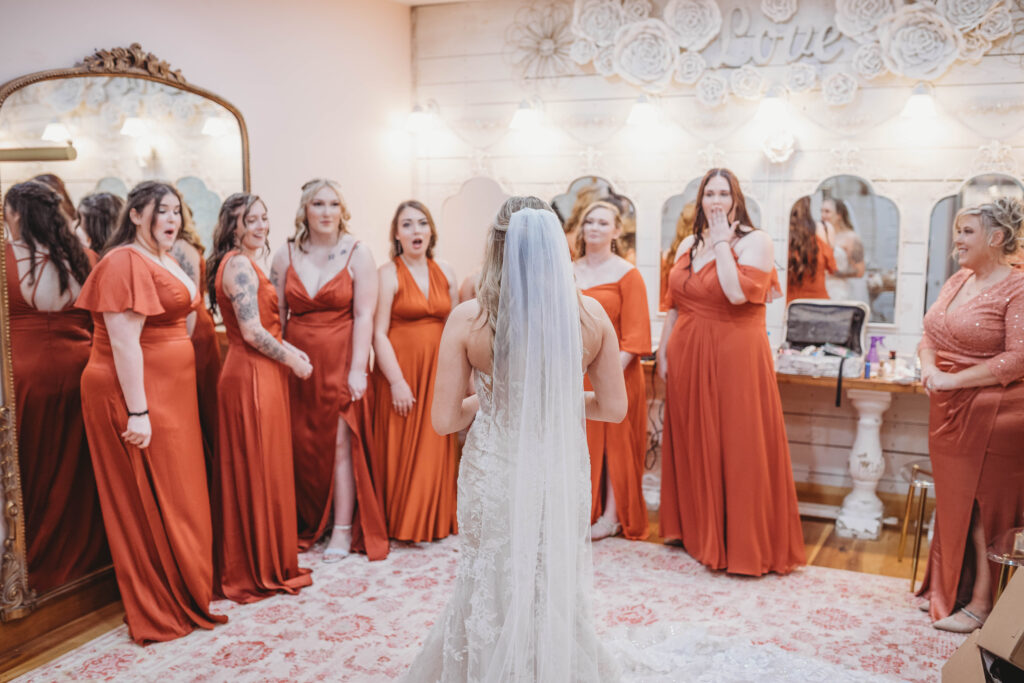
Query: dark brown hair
688,168,755,269
177,201,206,253
31,173,77,226
206,193,264,315
77,192,124,251
389,200,437,259
104,181,184,254
4,181,91,294
787,196,820,287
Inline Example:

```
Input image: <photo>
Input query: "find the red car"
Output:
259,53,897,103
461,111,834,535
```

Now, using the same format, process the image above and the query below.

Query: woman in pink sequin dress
918,198,1024,633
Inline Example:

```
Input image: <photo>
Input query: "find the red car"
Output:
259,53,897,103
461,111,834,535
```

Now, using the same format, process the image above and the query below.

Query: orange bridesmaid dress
213,251,311,602
7,244,109,593
660,249,805,576
583,267,651,539
78,246,225,644
787,235,837,303
191,254,221,476
372,257,458,542
284,243,389,560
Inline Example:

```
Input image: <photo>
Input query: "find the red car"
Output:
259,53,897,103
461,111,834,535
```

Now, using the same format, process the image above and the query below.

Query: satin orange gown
787,235,837,302
6,244,108,594
192,255,221,477
917,268,1024,621
78,246,225,644
284,243,389,560
213,251,312,603
372,257,458,542
583,268,651,539
660,249,805,576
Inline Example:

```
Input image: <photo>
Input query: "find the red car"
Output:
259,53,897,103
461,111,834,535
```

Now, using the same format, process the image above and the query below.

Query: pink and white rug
16,538,963,682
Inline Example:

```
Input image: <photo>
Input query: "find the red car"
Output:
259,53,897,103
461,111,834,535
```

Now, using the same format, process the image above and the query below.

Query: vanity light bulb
756,95,788,129
509,101,543,130
406,105,433,134
120,117,148,137
901,83,937,119
40,122,72,143
627,97,660,127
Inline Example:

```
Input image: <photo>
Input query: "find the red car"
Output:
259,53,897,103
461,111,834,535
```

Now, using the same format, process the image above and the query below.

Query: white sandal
590,517,622,541
932,607,986,633
323,525,352,564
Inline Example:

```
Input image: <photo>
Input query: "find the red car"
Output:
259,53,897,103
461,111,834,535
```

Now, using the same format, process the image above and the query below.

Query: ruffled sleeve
618,268,652,356
737,263,782,304
985,274,1024,386
76,247,165,316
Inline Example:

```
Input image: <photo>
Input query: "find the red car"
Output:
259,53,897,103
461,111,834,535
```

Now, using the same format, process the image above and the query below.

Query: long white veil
490,207,601,680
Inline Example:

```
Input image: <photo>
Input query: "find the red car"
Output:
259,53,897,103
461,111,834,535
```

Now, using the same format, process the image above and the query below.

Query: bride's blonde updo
956,196,1024,258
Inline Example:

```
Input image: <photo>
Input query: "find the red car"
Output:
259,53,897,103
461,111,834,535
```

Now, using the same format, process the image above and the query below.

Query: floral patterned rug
16,537,962,682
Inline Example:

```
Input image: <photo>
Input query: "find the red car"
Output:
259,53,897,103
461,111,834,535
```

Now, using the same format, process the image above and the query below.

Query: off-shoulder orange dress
78,246,225,644
660,249,805,576
284,243,388,560
787,235,837,302
917,268,1024,621
372,257,458,542
213,251,312,603
192,255,221,477
7,244,108,593
583,268,651,539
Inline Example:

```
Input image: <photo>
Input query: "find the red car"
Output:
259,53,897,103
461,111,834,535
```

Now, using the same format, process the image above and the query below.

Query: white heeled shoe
323,525,352,564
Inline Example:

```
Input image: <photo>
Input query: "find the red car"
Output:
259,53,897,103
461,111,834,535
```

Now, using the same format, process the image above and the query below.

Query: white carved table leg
835,389,892,540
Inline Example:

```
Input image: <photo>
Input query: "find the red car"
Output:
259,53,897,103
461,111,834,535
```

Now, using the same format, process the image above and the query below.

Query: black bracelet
712,239,730,248
127,409,149,417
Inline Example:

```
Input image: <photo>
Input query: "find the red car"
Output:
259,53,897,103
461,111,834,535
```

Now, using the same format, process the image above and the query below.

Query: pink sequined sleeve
986,285,1024,386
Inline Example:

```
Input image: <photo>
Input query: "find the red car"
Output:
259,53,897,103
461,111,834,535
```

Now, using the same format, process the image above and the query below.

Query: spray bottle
865,335,884,379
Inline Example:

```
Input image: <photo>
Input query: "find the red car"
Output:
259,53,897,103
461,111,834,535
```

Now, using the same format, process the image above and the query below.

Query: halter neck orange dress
6,244,108,593
660,248,805,576
917,268,1024,621
77,246,225,644
372,257,458,542
212,251,311,602
192,254,221,479
284,242,388,560
583,267,651,539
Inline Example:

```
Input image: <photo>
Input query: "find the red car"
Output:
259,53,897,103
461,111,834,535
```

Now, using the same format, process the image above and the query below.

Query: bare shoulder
271,243,290,268
173,239,199,258
448,298,481,325
435,258,458,286
674,234,695,262
581,294,613,327
736,228,772,250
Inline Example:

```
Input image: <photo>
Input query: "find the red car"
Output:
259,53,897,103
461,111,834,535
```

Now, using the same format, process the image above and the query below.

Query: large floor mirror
552,176,637,263
0,44,249,622
926,173,1024,312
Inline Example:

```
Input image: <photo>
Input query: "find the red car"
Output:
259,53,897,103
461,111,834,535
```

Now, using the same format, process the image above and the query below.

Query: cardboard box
943,631,986,683
979,571,1024,669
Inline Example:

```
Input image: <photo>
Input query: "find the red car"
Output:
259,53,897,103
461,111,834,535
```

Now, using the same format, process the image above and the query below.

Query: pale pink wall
0,0,412,550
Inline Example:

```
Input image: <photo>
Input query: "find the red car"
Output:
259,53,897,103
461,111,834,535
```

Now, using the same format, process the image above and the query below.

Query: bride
403,197,627,682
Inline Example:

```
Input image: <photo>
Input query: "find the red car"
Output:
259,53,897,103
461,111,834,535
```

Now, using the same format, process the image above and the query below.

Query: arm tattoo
172,244,198,283
228,263,288,363
269,264,281,287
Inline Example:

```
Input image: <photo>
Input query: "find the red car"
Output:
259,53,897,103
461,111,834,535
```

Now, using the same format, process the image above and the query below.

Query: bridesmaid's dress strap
287,241,294,265
343,241,360,270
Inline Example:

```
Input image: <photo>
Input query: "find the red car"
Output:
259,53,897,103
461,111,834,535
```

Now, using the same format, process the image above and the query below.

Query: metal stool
898,459,934,592
987,526,1024,602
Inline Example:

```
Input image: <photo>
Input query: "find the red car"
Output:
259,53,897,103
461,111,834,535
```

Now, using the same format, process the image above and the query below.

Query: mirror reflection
787,175,899,323
552,176,637,263
926,173,1024,312
660,178,762,310
1,74,245,598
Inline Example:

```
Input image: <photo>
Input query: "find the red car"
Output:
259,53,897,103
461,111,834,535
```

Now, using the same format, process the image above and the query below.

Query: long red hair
688,168,755,269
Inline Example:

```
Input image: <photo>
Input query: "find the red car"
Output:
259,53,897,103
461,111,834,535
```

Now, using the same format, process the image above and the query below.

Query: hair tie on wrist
127,409,149,417
712,239,730,248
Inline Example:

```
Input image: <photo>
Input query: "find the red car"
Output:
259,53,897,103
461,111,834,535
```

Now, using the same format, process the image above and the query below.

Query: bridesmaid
172,205,221,477
209,193,313,602
77,181,226,643
372,200,459,542
3,181,108,593
787,196,837,303
270,178,388,562
657,168,804,576
573,200,651,541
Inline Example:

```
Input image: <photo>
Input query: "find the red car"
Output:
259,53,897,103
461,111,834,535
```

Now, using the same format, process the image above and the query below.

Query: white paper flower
835,0,896,40
594,45,616,76
570,37,597,64
786,62,817,92
612,19,679,92
960,30,992,63
573,0,625,47
674,50,706,84
877,4,964,80
822,71,858,106
978,3,1012,41
172,96,196,122
507,2,576,79
623,0,653,22
119,93,142,116
695,71,729,108
49,78,85,113
730,64,764,100
84,81,107,109
762,129,796,163
99,101,122,128
663,0,722,51
761,0,798,23
852,42,887,79
146,91,174,119
104,77,130,97
936,0,998,31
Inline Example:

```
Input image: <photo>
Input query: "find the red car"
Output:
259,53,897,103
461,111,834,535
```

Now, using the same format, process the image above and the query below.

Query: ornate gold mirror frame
0,44,250,622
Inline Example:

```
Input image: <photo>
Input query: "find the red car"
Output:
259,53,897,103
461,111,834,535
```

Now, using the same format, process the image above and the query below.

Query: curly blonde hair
955,196,1024,257
293,178,351,251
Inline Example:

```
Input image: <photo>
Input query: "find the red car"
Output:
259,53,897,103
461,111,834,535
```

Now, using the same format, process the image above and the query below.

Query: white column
835,388,892,540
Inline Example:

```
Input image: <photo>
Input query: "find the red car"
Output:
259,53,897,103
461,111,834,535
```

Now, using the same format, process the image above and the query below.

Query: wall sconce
901,82,937,119
40,122,72,144
406,101,439,133
509,99,544,130
757,87,796,164
201,116,234,137
626,95,661,126
120,117,155,167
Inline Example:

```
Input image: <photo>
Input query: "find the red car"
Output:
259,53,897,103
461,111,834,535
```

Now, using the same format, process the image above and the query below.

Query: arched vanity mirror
552,176,637,263
659,178,762,311
0,44,249,623
925,173,1024,313
785,176,899,324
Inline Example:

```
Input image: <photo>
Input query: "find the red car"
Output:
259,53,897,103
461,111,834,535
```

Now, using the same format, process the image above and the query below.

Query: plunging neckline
288,262,349,301
944,267,1013,318
398,256,431,303
127,245,197,301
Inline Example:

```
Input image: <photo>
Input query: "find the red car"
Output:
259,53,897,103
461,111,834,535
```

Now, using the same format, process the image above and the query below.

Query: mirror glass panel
659,178,762,311
552,176,637,263
925,173,1024,312
0,74,245,601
